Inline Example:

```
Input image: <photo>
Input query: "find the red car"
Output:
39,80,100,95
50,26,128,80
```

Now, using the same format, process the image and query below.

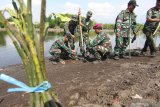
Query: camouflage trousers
87,45,111,60
68,37,75,50
79,32,90,47
142,31,156,53
49,48,71,61
79,32,90,55
114,36,129,56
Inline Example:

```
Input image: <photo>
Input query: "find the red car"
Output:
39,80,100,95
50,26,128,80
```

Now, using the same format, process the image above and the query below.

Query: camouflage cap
87,11,92,17
128,0,138,7
71,15,78,21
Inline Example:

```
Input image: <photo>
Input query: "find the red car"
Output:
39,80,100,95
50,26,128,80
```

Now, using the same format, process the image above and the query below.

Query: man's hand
116,37,122,47
80,47,85,54
70,50,77,60
79,21,83,26
71,49,76,55
71,35,75,38
131,32,136,43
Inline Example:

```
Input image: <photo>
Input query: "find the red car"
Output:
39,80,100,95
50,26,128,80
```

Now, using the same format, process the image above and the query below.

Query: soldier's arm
146,9,160,22
64,22,72,36
88,20,92,32
49,44,55,55
81,19,88,30
131,14,137,34
115,11,124,37
56,40,72,54
61,45,72,54
147,18,160,22
82,19,92,33
90,34,104,47
106,37,111,46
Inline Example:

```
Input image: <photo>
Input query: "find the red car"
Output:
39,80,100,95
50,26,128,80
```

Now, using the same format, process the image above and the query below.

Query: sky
0,0,157,24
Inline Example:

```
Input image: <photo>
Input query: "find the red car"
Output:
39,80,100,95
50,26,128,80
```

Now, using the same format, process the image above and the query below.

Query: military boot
59,59,65,64
119,54,130,59
49,56,59,62
113,55,119,60
150,52,156,57
140,51,147,56
92,60,101,64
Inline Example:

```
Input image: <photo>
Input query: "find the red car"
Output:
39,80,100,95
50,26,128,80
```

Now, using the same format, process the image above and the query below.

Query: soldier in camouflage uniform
141,0,160,57
86,23,112,62
49,35,76,64
79,11,93,54
64,15,78,50
114,0,138,60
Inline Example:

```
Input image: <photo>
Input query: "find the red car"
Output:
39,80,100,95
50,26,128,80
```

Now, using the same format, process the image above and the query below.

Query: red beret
93,23,102,29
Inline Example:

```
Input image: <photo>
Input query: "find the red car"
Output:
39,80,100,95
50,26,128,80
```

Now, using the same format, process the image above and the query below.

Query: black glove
80,47,85,56
131,35,136,43
131,33,137,43
86,46,92,50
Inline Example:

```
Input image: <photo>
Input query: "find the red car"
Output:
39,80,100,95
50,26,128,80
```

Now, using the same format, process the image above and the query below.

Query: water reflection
0,31,160,67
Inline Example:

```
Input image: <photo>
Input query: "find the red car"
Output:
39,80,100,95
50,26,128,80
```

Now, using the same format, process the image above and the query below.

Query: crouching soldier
86,23,112,63
49,35,76,64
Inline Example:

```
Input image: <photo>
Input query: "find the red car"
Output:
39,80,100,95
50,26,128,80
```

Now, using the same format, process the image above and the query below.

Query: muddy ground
0,51,160,107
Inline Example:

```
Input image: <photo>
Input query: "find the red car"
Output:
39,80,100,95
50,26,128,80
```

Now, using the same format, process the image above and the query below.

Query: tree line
0,13,144,31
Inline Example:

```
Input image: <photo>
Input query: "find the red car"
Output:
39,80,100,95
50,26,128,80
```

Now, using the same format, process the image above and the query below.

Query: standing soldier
79,11,93,55
141,0,160,57
64,15,78,50
49,35,76,64
87,23,112,63
114,0,138,60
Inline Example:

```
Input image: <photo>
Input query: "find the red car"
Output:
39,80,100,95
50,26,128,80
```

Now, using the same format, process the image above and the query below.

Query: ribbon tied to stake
0,74,51,93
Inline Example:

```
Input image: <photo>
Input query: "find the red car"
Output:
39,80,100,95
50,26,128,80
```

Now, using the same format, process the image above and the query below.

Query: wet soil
1,51,160,107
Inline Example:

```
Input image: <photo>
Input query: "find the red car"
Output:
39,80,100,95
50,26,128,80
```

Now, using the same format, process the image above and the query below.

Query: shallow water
0,31,159,67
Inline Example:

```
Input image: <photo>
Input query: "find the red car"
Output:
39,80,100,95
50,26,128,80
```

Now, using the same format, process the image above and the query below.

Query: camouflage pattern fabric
114,9,137,55
79,18,92,55
87,31,112,60
142,31,156,53
82,18,92,33
49,38,72,60
114,37,129,55
64,20,78,50
143,7,160,33
142,7,160,53
81,18,92,47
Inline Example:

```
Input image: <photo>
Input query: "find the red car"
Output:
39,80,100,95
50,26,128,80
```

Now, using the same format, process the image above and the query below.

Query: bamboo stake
0,0,62,106
39,0,47,80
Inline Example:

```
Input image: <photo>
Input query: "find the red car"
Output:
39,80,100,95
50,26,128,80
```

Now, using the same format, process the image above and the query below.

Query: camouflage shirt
143,7,160,32
82,18,92,33
50,38,72,54
115,9,137,37
90,31,112,49
64,21,78,37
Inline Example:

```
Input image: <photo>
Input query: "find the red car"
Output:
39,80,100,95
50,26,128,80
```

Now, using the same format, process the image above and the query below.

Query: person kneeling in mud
86,23,112,63
49,35,76,64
